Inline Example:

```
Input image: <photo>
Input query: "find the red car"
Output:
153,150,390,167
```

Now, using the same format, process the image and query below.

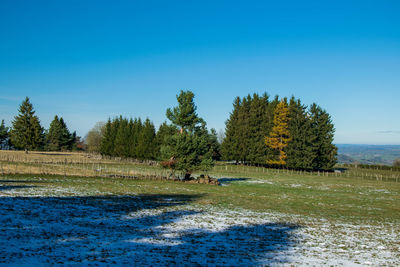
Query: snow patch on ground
0,182,399,266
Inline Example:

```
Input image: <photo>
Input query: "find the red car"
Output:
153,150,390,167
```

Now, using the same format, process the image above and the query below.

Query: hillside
337,144,400,165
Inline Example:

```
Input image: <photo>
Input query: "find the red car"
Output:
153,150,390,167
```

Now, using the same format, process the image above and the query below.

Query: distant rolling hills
336,144,400,165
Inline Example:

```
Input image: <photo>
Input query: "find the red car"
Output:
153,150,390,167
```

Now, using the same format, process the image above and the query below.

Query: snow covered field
1,178,399,266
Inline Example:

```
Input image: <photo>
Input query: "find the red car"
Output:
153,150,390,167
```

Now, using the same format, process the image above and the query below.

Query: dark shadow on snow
0,193,300,265
218,177,250,185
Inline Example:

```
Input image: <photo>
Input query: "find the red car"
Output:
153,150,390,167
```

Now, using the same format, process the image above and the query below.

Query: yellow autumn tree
265,100,291,165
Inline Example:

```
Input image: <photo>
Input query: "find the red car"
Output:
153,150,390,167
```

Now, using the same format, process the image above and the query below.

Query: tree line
0,97,83,152
87,92,220,164
84,91,219,178
99,116,158,160
221,93,337,171
2,92,337,171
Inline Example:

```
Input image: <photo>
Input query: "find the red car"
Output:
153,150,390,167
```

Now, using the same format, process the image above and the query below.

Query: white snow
0,180,399,266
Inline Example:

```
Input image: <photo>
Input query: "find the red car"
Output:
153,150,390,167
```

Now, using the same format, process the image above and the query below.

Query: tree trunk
184,172,191,180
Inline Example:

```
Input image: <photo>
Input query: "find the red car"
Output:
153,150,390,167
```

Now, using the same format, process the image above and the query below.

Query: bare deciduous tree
85,122,105,153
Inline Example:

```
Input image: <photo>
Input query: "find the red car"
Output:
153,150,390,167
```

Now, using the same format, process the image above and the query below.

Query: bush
393,159,400,167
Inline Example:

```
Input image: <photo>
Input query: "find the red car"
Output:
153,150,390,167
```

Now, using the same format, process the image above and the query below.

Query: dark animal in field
161,157,177,170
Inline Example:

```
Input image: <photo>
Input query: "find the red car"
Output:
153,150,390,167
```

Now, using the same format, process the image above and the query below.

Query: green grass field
1,151,400,265
2,169,399,224
1,150,399,224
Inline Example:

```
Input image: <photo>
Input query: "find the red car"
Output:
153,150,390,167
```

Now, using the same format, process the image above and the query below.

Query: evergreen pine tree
166,90,204,132
110,117,120,156
155,122,178,159
265,99,291,166
237,96,251,162
137,118,156,159
263,95,279,164
58,117,73,151
208,128,221,161
46,115,62,151
247,93,272,164
133,118,143,158
46,116,74,151
0,120,9,150
70,131,78,151
10,97,44,151
161,90,214,178
286,97,315,170
127,118,135,158
221,97,241,162
309,104,337,170
114,117,130,157
136,118,152,159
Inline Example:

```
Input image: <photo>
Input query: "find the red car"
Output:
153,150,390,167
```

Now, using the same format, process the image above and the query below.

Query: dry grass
0,150,103,163
1,150,400,183
0,150,164,178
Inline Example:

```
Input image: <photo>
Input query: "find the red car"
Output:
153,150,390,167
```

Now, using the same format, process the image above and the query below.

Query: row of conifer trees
221,93,337,171
46,115,77,151
2,97,80,151
100,117,160,160
98,115,221,162
5,94,337,171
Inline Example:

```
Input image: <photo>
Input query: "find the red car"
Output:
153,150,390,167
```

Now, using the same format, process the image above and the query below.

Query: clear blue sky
1,0,399,144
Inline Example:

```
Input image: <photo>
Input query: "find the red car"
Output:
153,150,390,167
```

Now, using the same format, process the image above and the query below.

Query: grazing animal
161,156,177,170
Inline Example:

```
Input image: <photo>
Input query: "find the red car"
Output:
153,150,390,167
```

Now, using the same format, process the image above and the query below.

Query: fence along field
1,150,400,183
0,150,163,179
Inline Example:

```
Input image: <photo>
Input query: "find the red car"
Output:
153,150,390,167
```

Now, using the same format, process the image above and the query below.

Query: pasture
0,151,399,265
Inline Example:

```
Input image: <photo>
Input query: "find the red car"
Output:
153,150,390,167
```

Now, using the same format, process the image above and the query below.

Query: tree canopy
161,90,214,178
166,90,205,132
86,121,105,153
0,120,9,150
46,115,75,151
265,100,291,165
9,97,44,151
99,116,157,160
222,93,337,170
5,93,336,171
